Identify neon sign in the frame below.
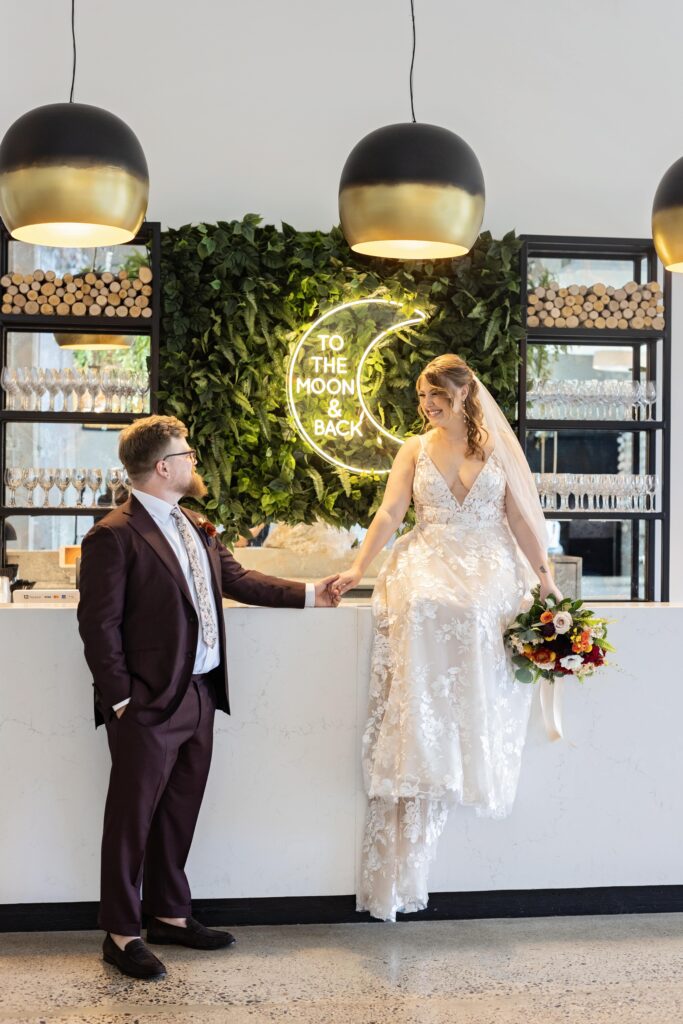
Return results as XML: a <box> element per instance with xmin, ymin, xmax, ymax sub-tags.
<box><xmin>287</xmin><ymin>299</ymin><xmax>427</xmax><ymax>475</ymax></box>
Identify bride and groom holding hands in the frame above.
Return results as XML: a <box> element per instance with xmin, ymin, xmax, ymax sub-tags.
<box><xmin>78</xmin><ymin>353</ymin><xmax>560</xmax><ymax>979</ymax></box>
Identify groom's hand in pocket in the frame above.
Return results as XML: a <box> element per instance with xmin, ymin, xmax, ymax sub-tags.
<box><xmin>314</xmin><ymin>574</ymin><xmax>341</xmax><ymax>607</ymax></box>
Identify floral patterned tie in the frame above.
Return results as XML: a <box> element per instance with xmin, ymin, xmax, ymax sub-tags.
<box><xmin>170</xmin><ymin>507</ymin><xmax>218</xmax><ymax>648</ymax></box>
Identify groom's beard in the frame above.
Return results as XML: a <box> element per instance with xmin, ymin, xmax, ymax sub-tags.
<box><xmin>184</xmin><ymin>470</ymin><xmax>209</xmax><ymax>500</ymax></box>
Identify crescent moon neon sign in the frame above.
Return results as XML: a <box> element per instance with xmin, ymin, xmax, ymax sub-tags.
<box><xmin>287</xmin><ymin>298</ymin><xmax>427</xmax><ymax>476</ymax></box>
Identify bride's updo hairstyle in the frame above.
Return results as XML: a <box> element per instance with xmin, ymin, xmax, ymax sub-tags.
<box><xmin>417</xmin><ymin>354</ymin><xmax>489</xmax><ymax>461</ymax></box>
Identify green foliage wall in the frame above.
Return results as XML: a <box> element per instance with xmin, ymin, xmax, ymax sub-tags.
<box><xmin>159</xmin><ymin>216</ymin><xmax>523</xmax><ymax>540</ymax></box>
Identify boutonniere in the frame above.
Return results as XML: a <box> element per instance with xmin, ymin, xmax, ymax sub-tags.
<box><xmin>196</xmin><ymin>517</ymin><xmax>218</xmax><ymax>542</ymax></box>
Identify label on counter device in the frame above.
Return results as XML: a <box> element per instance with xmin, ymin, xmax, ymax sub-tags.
<box><xmin>13</xmin><ymin>589</ymin><xmax>79</xmax><ymax>604</ymax></box>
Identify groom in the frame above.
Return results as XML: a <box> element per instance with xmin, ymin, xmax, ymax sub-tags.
<box><xmin>78</xmin><ymin>414</ymin><xmax>340</xmax><ymax>980</ymax></box>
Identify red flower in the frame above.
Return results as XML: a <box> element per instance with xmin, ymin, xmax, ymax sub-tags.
<box><xmin>197</xmin><ymin>518</ymin><xmax>217</xmax><ymax>538</ymax></box>
<box><xmin>583</xmin><ymin>646</ymin><xmax>604</xmax><ymax>665</ymax></box>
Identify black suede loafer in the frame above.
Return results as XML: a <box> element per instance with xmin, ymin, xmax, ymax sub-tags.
<box><xmin>146</xmin><ymin>916</ymin><xmax>236</xmax><ymax>950</ymax></box>
<box><xmin>102</xmin><ymin>933</ymin><xmax>167</xmax><ymax>980</ymax></box>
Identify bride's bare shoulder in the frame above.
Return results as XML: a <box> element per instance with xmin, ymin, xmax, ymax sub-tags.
<box><xmin>391</xmin><ymin>434</ymin><xmax>422</xmax><ymax>471</ymax></box>
<box><xmin>402</xmin><ymin>435</ymin><xmax>424</xmax><ymax>459</ymax></box>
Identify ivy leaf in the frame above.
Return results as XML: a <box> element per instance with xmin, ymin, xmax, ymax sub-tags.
<box><xmin>198</xmin><ymin>236</ymin><xmax>216</xmax><ymax>259</ymax></box>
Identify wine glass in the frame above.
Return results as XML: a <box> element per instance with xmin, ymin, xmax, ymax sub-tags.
<box><xmin>87</xmin><ymin>467</ymin><xmax>103</xmax><ymax>507</ymax></box>
<box><xmin>100</xmin><ymin>367</ymin><xmax>117</xmax><ymax>414</ymax></box>
<box><xmin>1</xmin><ymin>367</ymin><xmax>19</xmax><ymax>410</ymax></box>
<box><xmin>30</xmin><ymin>368</ymin><xmax>47</xmax><ymax>412</ymax></box>
<box><xmin>38</xmin><ymin>467</ymin><xmax>56</xmax><ymax>508</ymax></box>
<box><xmin>135</xmin><ymin>371</ymin><xmax>149</xmax><ymax>413</ymax></box>
<box><xmin>70</xmin><ymin>368</ymin><xmax>88</xmax><ymax>412</ymax></box>
<box><xmin>644</xmin><ymin>381</ymin><xmax>657</xmax><ymax>421</ymax></box>
<box><xmin>44</xmin><ymin>368</ymin><xmax>62</xmax><ymax>412</ymax></box>
<box><xmin>16</xmin><ymin>367</ymin><xmax>33</xmax><ymax>411</ymax></box>
<box><xmin>4</xmin><ymin>467</ymin><xmax>22</xmax><ymax>506</ymax></box>
<box><xmin>633</xmin><ymin>474</ymin><xmax>647</xmax><ymax>512</ymax></box>
<box><xmin>645</xmin><ymin>474</ymin><xmax>659</xmax><ymax>511</ymax></box>
<box><xmin>85</xmin><ymin>367</ymin><xmax>100</xmax><ymax>413</ymax></box>
<box><xmin>574</xmin><ymin>473</ymin><xmax>590</xmax><ymax>511</ymax></box>
<box><xmin>72</xmin><ymin>467</ymin><xmax>88</xmax><ymax>508</ymax></box>
<box><xmin>23</xmin><ymin>467</ymin><xmax>39</xmax><ymax>507</ymax></box>
<box><xmin>557</xmin><ymin>474</ymin><xmax>572</xmax><ymax>512</ymax></box>
<box><xmin>60</xmin><ymin>367</ymin><xmax>76</xmax><ymax>412</ymax></box>
<box><xmin>121</xmin><ymin>372</ymin><xmax>136</xmax><ymax>414</ymax></box>
<box><xmin>55</xmin><ymin>468</ymin><xmax>72</xmax><ymax>508</ymax></box>
<box><xmin>105</xmin><ymin>467</ymin><xmax>124</xmax><ymax>506</ymax></box>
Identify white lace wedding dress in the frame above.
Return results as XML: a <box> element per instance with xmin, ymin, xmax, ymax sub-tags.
<box><xmin>357</xmin><ymin>434</ymin><xmax>536</xmax><ymax>921</ymax></box>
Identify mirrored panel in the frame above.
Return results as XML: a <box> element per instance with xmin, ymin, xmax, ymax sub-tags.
<box><xmin>526</xmin><ymin>342</ymin><xmax>662</xmax><ymax>423</ymax></box>
<box><xmin>548</xmin><ymin>517</ymin><xmax>647</xmax><ymax>601</ymax></box>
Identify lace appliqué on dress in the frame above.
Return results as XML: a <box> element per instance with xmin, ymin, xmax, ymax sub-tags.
<box><xmin>357</xmin><ymin>440</ymin><xmax>534</xmax><ymax>921</ymax></box>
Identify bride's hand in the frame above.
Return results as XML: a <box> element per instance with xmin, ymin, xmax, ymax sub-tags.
<box><xmin>539</xmin><ymin>577</ymin><xmax>563</xmax><ymax>603</ymax></box>
<box><xmin>336</xmin><ymin>567</ymin><xmax>363</xmax><ymax>597</ymax></box>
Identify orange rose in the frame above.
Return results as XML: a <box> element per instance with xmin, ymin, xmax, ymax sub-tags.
<box><xmin>540</xmin><ymin>611</ymin><xmax>554</xmax><ymax>623</ymax></box>
<box><xmin>533</xmin><ymin>648</ymin><xmax>556</xmax><ymax>665</ymax></box>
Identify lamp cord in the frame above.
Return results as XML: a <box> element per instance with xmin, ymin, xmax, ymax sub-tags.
<box><xmin>409</xmin><ymin>0</ymin><xmax>417</xmax><ymax>122</ymax></box>
<box><xmin>69</xmin><ymin>0</ymin><xmax>76</xmax><ymax>102</ymax></box>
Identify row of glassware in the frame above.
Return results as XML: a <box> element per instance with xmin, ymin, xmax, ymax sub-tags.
<box><xmin>3</xmin><ymin>467</ymin><xmax>129</xmax><ymax>508</ymax></box>
<box><xmin>534</xmin><ymin>472</ymin><xmax>659</xmax><ymax>511</ymax></box>
<box><xmin>1</xmin><ymin>366</ymin><xmax>149</xmax><ymax>414</ymax></box>
<box><xmin>528</xmin><ymin>379</ymin><xmax>657</xmax><ymax>420</ymax></box>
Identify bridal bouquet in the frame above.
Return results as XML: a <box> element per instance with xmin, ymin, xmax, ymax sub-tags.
<box><xmin>505</xmin><ymin>585</ymin><xmax>614</xmax><ymax>684</ymax></box>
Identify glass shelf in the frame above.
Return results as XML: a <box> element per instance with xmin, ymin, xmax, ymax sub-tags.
<box><xmin>0</xmin><ymin>412</ymin><xmax>145</xmax><ymax>424</ymax></box>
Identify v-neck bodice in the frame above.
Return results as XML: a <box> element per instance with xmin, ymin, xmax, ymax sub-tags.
<box><xmin>413</xmin><ymin>436</ymin><xmax>507</xmax><ymax>528</ymax></box>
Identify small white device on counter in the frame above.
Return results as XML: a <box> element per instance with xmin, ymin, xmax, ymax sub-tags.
<box><xmin>13</xmin><ymin>589</ymin><xmax>79</xmax><ymax>605</ymax></box>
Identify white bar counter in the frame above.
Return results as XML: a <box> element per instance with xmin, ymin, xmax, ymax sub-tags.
<box><xmin>0</xmin><ymin>601</ymin><xmax>681</xmax><ymax>907</ymax></box>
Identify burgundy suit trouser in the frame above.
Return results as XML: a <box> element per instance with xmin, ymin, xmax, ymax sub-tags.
<box><xmin>98</xmin><ymin>675</ymin><xmax>216</xmax><ymax>935</ymax></box>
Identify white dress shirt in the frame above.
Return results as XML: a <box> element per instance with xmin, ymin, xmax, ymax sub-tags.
<box><xmin>113</xmin><ymin>491</ymin><xmax>314</xmax><ymax>710</ymax></box>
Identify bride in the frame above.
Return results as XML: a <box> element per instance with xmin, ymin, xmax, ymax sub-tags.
<box><xmin>335</xmin><ymin>353</ymin><xmax>562</xmax><ymax>922</ymax></box>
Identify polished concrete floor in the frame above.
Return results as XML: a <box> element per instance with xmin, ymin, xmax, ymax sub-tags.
<box><xmin>1</xmin><ymin>914</ymin><xmax>683</xmax><ymax>1024</ymax></box>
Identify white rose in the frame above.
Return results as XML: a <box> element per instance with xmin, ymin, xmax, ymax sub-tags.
<box><xmin>553</xmin><ymin>611</ymin><xmax>573</xmax><ymax>634</ymax></box>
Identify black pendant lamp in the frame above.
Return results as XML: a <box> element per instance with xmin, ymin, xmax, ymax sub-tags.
<box><xmin>339</xmin><ymin>0</ymin><xmax>484</xmax><ymax>260</ymax></box>
<box><xmin>652</xmin><ymin>157</ymin><xmax>683</xmax><ymax>272</ymax></box>
<box><xmin>0</xmin><ymin>1</ymin><xmax>148</xmax><ymax>247</ymax></box>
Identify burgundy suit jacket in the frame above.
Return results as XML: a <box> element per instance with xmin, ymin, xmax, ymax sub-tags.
<box><xmin>77</xmin><ymin>495</ymin><xmax>306</xmax><ymax>727</ymax></box>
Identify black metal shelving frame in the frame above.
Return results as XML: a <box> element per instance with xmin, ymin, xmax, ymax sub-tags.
<box><xmin>0</xmin><ymin>220</ymin><xmax>161</xmax><ymax>566</ymax></box>
<box><xmin>518</xmin><ymin>234</ymin><xmax>671</xmax><ymax>602</ymax></box>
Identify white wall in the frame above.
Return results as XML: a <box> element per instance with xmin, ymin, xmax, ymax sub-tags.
<box><xmin>2</xmin><ymin>0</ymin><xmax>682</xmax><ymax>589</ymax></box>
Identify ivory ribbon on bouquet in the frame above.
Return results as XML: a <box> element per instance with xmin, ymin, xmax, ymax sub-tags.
<box><xmin>540</xmin><ymin>677</ymin><xmax>564</xmax><ymax>741</ymax></box>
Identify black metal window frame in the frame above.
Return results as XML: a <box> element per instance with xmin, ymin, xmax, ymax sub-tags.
<box><xmin>0</xmin><ymin>219</ymin><xmax>161</xmax><ymax>565</ymax></box>
<box><xmin>518</xmin><ymin>234</ymin><xmax>671</xmax><ymax>602</ymax></box>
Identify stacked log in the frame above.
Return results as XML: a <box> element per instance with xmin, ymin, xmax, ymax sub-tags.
<box><xmin>526</xmin><ymin>281</ymin><xmax>664</xmax><ymax>330</ymax></box>
<box><xmin>0</xmin><ymin>266</ymin><xmax>153</xmax><ymax>319</ymax></box>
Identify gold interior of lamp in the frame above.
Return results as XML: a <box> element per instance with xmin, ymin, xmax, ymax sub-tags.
<box><xmin>340</xmin><ymin>181</ymin><xmax>484</xmax><ymax>260</ymax></box>
<box><xmin>652</xmin><ymin>206</ymin><xmax>683</xmax><ymax>271</ymax></box>
<box><xmin>0</xmin><ymin>163</ymin><xmax>147</xmax><ymax>247</ymax></box>
<box><xmin>53</xmin><ymin>333</ymin><xmax>132</xmax><ymax>350</ymax></box>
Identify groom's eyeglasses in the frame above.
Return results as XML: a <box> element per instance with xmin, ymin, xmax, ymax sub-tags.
<box><xmin>162</xmin><ymin>449</ymin><xmax>197</xmax><ymax>464</ymax></box>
